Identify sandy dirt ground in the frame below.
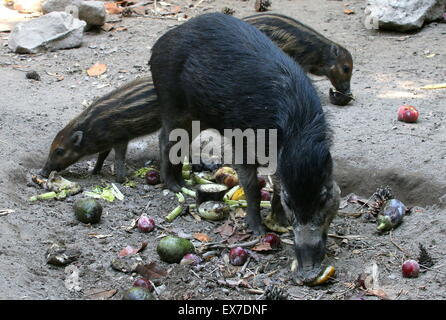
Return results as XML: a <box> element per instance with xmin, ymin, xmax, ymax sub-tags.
<box><xmin>0</xmin><ymin>0</ymin><xmax>445</xmax><ymax>300</ymax></box>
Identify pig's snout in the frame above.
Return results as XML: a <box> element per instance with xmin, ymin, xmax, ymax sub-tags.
<box><xmin>294</xmin><ymin>238</ymin><xmax>326</xmax><ymax>284</ymax></box>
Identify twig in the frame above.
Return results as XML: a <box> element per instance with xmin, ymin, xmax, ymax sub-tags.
<box><xmin>328</xmin><ymin>233</ymin><xmax>363</xmax><ymax>240</ymax></box>
<box><xmin>247</xmin><ymin>288</ymin><xmax>264</xmax><ymax>295</ymax></box>
<box><xmin>419</xmin><ymin>264</ymin><xmax>446</xmax><ymax>276</ymax></box>
<box><xmin>193</xmin><ymin>0</ymin><xmax>205</xmax><ymax>8</ymax></box>
<box><xmin>190</xmin><ymin>269</ymin><xmax>201</xmax><ymax>279</ymax></box>
<box><xmin>389</xmin><ymin>230</ymin><xmax>411</xmax><ymax>258</ymax></box>
<box><xmin>202</xmin><ymin>238</ymin><xmax>260</xmax><ymax>250</ymax></box>
<box><xmin>240</xmin><ymin>257</ymin><xmax>251</xmax><ymax>273</ymax></box>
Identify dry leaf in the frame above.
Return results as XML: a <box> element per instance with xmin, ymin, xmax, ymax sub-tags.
<box><xmin>193</xmin><ymin>233</ymin><xmax>211</xmax><ymax>243</ymax></box>
<box><xmin>118</xmin><ymin>241</ymin><xmax>148</xmax><ymax>257</ymax></box>
<box><xmin>214</xmin><ymin>220</ymin><xmax>234</xmax><ymax>238</ymax></box>
<box><xmin>101</xmin><ymin>23</ymin><xmax>115</xmax><ymax>32</ymax></box>
<box><xmin>135</xmin><ymin>262</ymin><xmax>167</xmax><ymax>279</ymax></box>
<box><xmin>87</xmin><ymin>63</ymin><xmax>107</xmax><ymax>77</ymax></box>
<box><xmin>85</xmin><ymin>288</ymin><xmax>117</xmax><ymax>300</ymax></box>
<box><xmin>365</xmin><ymin>289</ymin><xmax>390</xmax><ymax>300</ymax></box>
<box><xmin>114</xmin><ymin>26</ymin><xmax>128</xmax><ymax>32</ymax></box>
<box><xmin>105</xmin><ymin>2</ymin><xmax>123</xmax><ymax>14</ymax></box>
<box><xmin>227</xmin><ymin>232</ymin><xmax>251</xmax><ymax>245</ymax></box>
<box><xmin>344</xmin><ymin>9</ymin><xmax>355</xmax><ymax>14</ymax></box>
<box><xmin>251</xmin><ymin>242</ymin><xmax>272</xmax><ymax>252</ymax></box>
<box><xmin>171</xmin><ymin>5</ymin><xmax>182</xmax><ymax>14</ymax></box>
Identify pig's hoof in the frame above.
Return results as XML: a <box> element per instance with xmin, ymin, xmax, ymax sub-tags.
<box><xmin>246</xmin><ymin>219</ymin><xmax>266</xmax><ymax>235</ymax></box>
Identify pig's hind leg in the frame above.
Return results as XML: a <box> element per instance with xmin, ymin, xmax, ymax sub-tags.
<box><xmin>235</xmin><ymin>164</ymin><xmax>266</xmax><ymax>235</ymax></box>
<box><xmin>159</xmin><ymin>121</ymin><xmax>191</xmax><ymax>193</ymax></box>
<box><xmin>114</xmin><ymin>142</ymin><xmax>128</xmax><ymax>183</ymax></box>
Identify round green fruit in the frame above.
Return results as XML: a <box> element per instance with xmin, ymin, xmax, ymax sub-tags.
<box><xmin>157</xmin><ymin>236</ymin><xmax>195</xmax><ymax>264</ymax></box>
<box><xmin>73</xmin><ymin>198</ymin><xmax>102</xmax><ymax>224</ymax></box>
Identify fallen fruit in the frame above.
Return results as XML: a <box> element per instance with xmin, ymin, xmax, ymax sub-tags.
<box><xmin>157</xmin><ymin>236</ymin><xmax>195</xmax><ymax>264</ymax></box>
<box><xmin>397</xmin><ymin>105</ymin><xmax>419</xmax><ymax>123</ymax></box>
<box><xmin>145</xmin><ymin>168</ymin><xmax>160</xmax><ymax>185</ymax></box>
<box><xmin>180</xmin><ymin>253</ymin><xmax>203</xmax><ymax>266</ymax></box>
<box><xmin>329</xmin><ymin>88</ymin><xmax>353</xmax><ymax>106</ymax></box>
<box><xmin>231</xmin><ymin>187</ymin><xmax>246</xmax><ymax>201</ymax></box>
<box><xmin>261</xmin><ymin>233</ymin><xmax>281</xmax><ymax>249</ymax></box>
<box><xmin>122</xmin><ymin>287</ymin><xmax>155</xmax><ymax>300</ymax></box>
<box><xmin>260</xmin><ymin>189</ymin><xmax>271</xmax><ymax>201</ymax></box>
<box><xmin>196</xmin><ymin>183</ymin><xmax>228</xmax><ymax>205</ymax></box>
<box><xmin>73</xmin><ymin>198</ymin><xmax>102</xmax><ymax>224</ymax></box>
<box><xmin>258</xmin><ymin>176</ymin><xmax>267</xmax><ymax>188</ymax></box>
<box><xmin>197</xmin><ymin>201</ymin><xmax>230</xmax><ymax>221</ymax></box>
<box><xmin>133</xmin><ymin>278</ymin><xmax>154</xmax><ymax>291</ymax></box>
<box><xmin>214</xmin><ymin>167</ymin><xmax>239</xmax><ymax>188</ymax></box>
<box><xmin>310</xmin><ymin>265</ymin><xmax>336</xmax><ymax>286</ymax></box>
<box><xmin>137</xmin><ymin>215</ymin><xmax>155</xmax><ymax>233</ymax></box>
<box><xmin>229</xmin><ymin>247</ymin><xmax>249</xmax><ymax>266</ymax></box>
<box><xmin>376</xmin><ymin>198</ymin><xmax>406</xmax><ymax>231</ymax></box>
<box><xmin>402</xmin><ymin>260</ymin><xmax>420</xmax><ymax>278</ymax></box>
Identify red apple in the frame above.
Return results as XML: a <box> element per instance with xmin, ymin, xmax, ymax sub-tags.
<box><xmin>397</xmin><ymin>105</ymin><xmax>419</xmax><ymax>123</ymax></box>
<box><xmin>260</xmin><ymin>189</ymin><xmax>271</xmax><ymax>201</ymax></box>
<box><xmin>402</xmin><ymin>259</ymin><xmax>420</xmax><ymax>278</ymax></box>
<box><xmin>145</xmin><ymin>169</ymin><xmax>160</xmax><ymax>185</ymax></box>
<box><xmin>261</xmin><ymin>233</ymin><xmax>281</xmax><ymax>249</ymax></box>
<box><xmin>133</xmin><ymin>278</ymin><xmax>154</xmax><ymax>291</ymax></box>
<box><xmin>229</xmin><ymin>247</ymin><xmax>249</xmax><ymax>266</ymax></box>
<box><xmin>137</xmin><ymin>215</ymin><xmax>155</xmax><ymax>233</ymax></box>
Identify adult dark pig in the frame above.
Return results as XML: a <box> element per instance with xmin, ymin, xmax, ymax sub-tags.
<box><xmin>149</xmin><ymin>13</ymin><xmax>340</xmax><ymax>284</ymax></box>
<box><xmin>244</xmin><ymin>13</ymin><xmax>354</xmax><ymax>106</ymax></box>
<box><xmin>39</xmin><ymin>77</ymin><xmax>160</xmax><ymax>182</ymax></box>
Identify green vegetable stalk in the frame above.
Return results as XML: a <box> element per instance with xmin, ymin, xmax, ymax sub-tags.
<box><xmin>165</xmin><ymin>205</ymin><xmax>185</xmax><ymax>222</ymax></box>
<box><xmin>180</xmin><ymin>187</ymin><xmax>196</xmax><ymax>198</ymax></box>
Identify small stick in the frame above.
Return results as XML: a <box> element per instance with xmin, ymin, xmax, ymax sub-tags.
<box><xmin>190</xmin><ymin>269</ymin><xmax>201</xmax><ymax>279</ymax></box>
<box><xmin>328</xmin><ymin>233</ymin><xmax>363</xmax><ymax>240</ymax></box>
<box><xmin>240</xmin><ymin>257</ymin><xmax>251</xmax><ymax>273</ymax></box>
<box><xmin>193</xmin><ymin>0</ymin><xmax>205</xmax><ymax>8</ymax></box>
<box><xmin>247</xmin><ymin>288</ymin><xmax>264</xmax><ymax>295</ymax></box>
<box><xmin>389</xmin><ymin>231</ymin><xmax>411</xmax><ymax>258</ymax></box>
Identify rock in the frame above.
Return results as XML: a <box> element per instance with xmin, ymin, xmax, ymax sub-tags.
<box><xmin>41</xmin><ymin>0</ymin><xmax>82</xmax><ymax>14</ymax></box>
<box><xmin>365</xmin><ymin>0</ymin><xmax>446</xmax><ymax>32</ymax></box>
<box><xmin>42</xmin><ymin>0</ymin><xmax>105</xmax><ymax>26</ymax></box>
<box><xmin>79</xmin><ymin>1</ymin><xmax>106</xmax><ymax>26</ymax></box>
<box><xmin>13</xmin><ymin>0</ymin><xmax>44</xmax><ymax>13</ymax></box>
<box><xmin>8</xmin><ymin>12</ymin><xmax>86</xmax><ymax>54</ymax></box>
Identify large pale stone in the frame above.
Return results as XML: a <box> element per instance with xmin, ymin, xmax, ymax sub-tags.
<box><xmin>8</xmin><ymin>11</ymin><xmax>86</xmax><ymax>54</ymax></box>
<box><xmin>365</xmin><ymin>0</ymin><xmax>446</xmax><ymax>32</ymax></box>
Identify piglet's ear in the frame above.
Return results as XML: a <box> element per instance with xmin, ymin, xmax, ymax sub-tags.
<box><xmin>71</xmin><ymin>131</ymin><xmax>83</xmax><ymax>147</ymax></box>
<box><xmin>331</xmin><ymin>45</ymin><xmax>339</xmax><ymax>57</ymax></box>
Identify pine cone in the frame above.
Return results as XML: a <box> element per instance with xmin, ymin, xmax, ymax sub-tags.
<box><xmin>418</xmin><ymin>243</ymin><xmax>434</xmax><ymax>269</ymax></box>
<box><xmin>255</xmin><ymin>0</ymin><xmax>272</xmax><ymax>12</ymax></box>
<box><xmin>262</xmin><ymin>285</ymin><xmax>288</xmax><ymax>300</ymax></box>
<box><xmin>222</xmin><ymin>7</ymin><xmax>235</xmax><ymax>15</ymax></box>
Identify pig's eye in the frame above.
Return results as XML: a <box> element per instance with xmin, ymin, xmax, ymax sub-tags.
<box><xmin>55</xmin><ymin>148</ymin><xmax>65</xmax><ymax>156</ymax></box>
<box><xmin>343</xmin><ymin>65</ymin><xmax>350</xmax><ymax>74</ymax></box>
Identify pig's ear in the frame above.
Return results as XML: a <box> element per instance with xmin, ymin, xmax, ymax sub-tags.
<box><xmin>330</xmin><ymin>45</ymin><xmax>339</xmax><ymax>57</ymax></box>
<box><xmin>71</xmin><ymin>131</ymin><xmax>83</xmax><ymax>147</ymax></box>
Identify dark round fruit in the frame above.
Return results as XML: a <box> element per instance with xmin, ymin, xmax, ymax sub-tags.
<box><xmin>260</xmin><ymin>189</ymin><xmax>271</xmax><ymax>201</ymax></box>
<box><xmin>261</xmin><ymin>233</ymin><xmax>280</xmax><ymax>249</ymax></box>
<box><xmin>145</xmin><ymin>169</ymin><xmax>160</xmax><ymax>185</ymax></box>
<box><xmin>122</xmin><ymin>287</ymin><xmax>155</xmax><ymax>300</ymax></box>
<box><xmin>73</xmin><ymin>198</ymin><xmax>102</xmax><ymax>224</ymax></box>
<box><xmin>402</xmin><ymin>260</ymin><xmax>420</xmax><ymax>278</ymax></box>
<box><xmin>157</xmin><ymin>236</ymin><xmax>195</xmax><ymax>264</ymax></box>
<box><xmin>133</xmin><ymin>278</ymin><xmax>154</xmax><ymax>291</ymax></box>
<box><xmin>229</xmin><ymin>247</ymin><xmax>249</xmax><ymax>266</ymax></box>
<box><xmin>137</xmin><ymin>216</ymin><xmax>155</xmax><ymax>232</ymax></box>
